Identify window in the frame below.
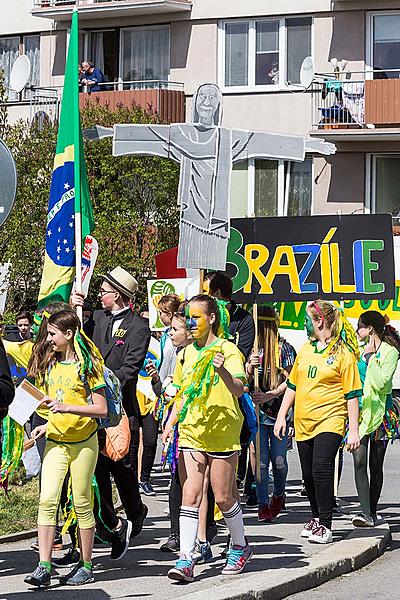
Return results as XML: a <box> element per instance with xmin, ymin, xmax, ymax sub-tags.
<box><xmin>23</xmin><ymin>35</ymin><xmax>40</xmax><ymax>99</ymax></box>
<box><xmin>229</xmin><ymin>158</ymin><xmax>313</xmax><ymax>217</ymax></box>
<box><xmin>0</xmin><ymin>35</ymin><xmax>40</xmax><ymax>101</ymax></box>
<box><xmin>372</xmin><ymin>14</ymin><xmax>400</xmax><ymax>79</ymax></box>
<box><xmin>222</xmin><ymin>17</ymin><xmax>312</xmax><ymax>89</ymax></box>
<box><xmin>0</xmin><ymin>37</ymin><xmax>19</xmax><ymax>101</ymax></box>
<box><xmin>287</xmin><ymin>158</ymin><xmax>313</xmax><ymax>216</ymax></box>
<box><xmin>121</xmin><ymin>26</ymin><xmax>170</xmax><ymax>86</ymax></box>
<box><xmin>84</xmin><ymin>30</ymin><xmax>118</xmax><ymax>84</ymax></box>
<box><xmin>371</xmin><ymin>155</ymin><xmax>400</xmax><ymax>225</ymax></box>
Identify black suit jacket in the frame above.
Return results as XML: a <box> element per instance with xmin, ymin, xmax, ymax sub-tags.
<box><xmin>0</xmin><ymin>339</ymin><xmax>15</xmax><ymax>420</ymax></box>
<box><xmin>92</xmin><ymin>308</ymin><xmax>151</xmax><ymax>419</ymax></box>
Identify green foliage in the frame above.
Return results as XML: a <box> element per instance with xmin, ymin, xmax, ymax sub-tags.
<box><xmin>0</xmin><ymin>99</ymin><xmax>180</xmax><ymax>315</ymax></box>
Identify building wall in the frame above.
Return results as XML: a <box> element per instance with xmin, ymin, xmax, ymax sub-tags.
<box><xmin>0</xmin><ymin>0</ymin><xmax>51</xmax><ymax>35</ymax></box>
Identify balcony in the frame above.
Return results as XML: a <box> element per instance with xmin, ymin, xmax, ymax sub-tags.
<box><xmin>28</xmin><ymin>80</ymin><xmax>185</xmax><ymax>125</ymax></box>
<box><xmin>31</xmin><ymin>0</ymin><xmax>192</xmax><ymax>20</ymax></box>
<box><xmin>311</xmin><ymin>69</ymin><xmax>400</xmax><ymax>140</ymax></box>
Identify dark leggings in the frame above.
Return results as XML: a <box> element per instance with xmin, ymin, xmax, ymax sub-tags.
<box><xmin>352</xmin><ymin>435</ymin><xmax>388</xmax><ymax>517</ymax></box>
<box><xmin>297</xmin><ymin>432</ymin><xmax>342</xmax><ymax>529</ymax></box>
<box><xmin>130</xmin><ymin>412</ymin><xmax>159</xmax><ymax>482</ymax></box>
<box><xmin>169</xmin><ymin>465</ymin><xmax>216</xmax><ymax>539</ymax></box>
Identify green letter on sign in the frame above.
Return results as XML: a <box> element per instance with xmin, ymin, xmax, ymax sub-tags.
<box><xmin>227</xmin><ymin>228</ymin><xmax>250</xmax><ymax>293</ymax></box>
<box><xmin>362</xmin><ymin>240</ymin><xmax>385</xmax><ymax>294</ymax></box>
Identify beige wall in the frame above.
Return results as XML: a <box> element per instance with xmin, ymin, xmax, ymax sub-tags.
<box><xmin>190</xmin><ymin>0</ymin><xmax>332</xmax><ymax>20</ymax></box>
<box><xmin>313</xmin><ymin>154</ymin><xmax>365</xmax><ymax>215</ymax></box>
<box><xmin>0</xmin><ymin>0</ymin><xmax>51</xmax><ymax>35</ymax></box>
<box><xmin>40</xmin><ymin>30</ymin><xmax>66</xmax><ymax>87</ymax></box>
<box><xmin>314</xmin><ymin>12</ymin><xmax>365</xmax><ymax>74</ymax></box>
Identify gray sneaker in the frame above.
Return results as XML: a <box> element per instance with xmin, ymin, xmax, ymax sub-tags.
<box><xmin>352</xmin><ymin>513</ymin><xmax>375</xmax><ymax>528</ymax></box>
<box><xmin>24</xmin><ymin>564</ymin><xmax>51</xmax><ymax>587</ymax></box>
<box><xmin>60</xmin><ymin>564</ymin><xmax>94</xmax><ymax>586</ymax></box>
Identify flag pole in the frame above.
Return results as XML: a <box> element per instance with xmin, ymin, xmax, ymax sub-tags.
<box><xmin>72</xmin><ymin>8</ymin><xmax>83</xmax><ymax>323</ymax></box>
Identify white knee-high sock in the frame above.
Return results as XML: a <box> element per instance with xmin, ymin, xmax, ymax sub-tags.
<box><xmin>222</xmin><ymin>501</ymin><xmax>246</xmax><ymax>547</ymax></box>
<box><xmin>179</xmin><ymin>506</ymin><xmax>199</xmax><ymax>557</ymax></box>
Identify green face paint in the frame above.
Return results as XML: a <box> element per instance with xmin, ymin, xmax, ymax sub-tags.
<box><xmin>304</xmin><ymin>313</ymin><xmax>315</xmax><ymax>338</ymax></box>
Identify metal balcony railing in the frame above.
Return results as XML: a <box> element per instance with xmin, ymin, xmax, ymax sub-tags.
<box><xmin>312</xmin><ymin>69</ymin><xmax>400</xmax><ymax>129</ymax></box>
<box><xmin>32</xmin><ymin>0</ymin><xmax>191</xmax><ymax>8</ymax></box>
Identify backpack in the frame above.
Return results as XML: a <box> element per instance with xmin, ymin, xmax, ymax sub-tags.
<box><xmin>238</xmin><ymin>392</ymin><xmax>258</xmax><ymax>446</ymax></box>
<box><xmin>83</xmin><ymin>366</ymin><xmax>123</xmax><ymax>429</ymax></box>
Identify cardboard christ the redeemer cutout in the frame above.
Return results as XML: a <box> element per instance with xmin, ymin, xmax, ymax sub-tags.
<box><xmin>85</xmin><ymin>83</ymin><xmax>336</xmax><ymax>271</ymax></box>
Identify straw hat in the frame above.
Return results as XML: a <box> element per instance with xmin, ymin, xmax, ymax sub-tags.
<box><xmin>101</xmin><ymin>267</ymin><xmax>138</xmax><ymax>299</ymax></box>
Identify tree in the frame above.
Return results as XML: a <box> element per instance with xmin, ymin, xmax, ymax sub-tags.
<box><xmin>0</xmin><ymin>99</ymin><xmax>180</xmax><ymax>317</ymax></box>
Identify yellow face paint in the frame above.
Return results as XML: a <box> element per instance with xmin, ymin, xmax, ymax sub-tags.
<box><xmin>187</xmin><ymin>302</ymin><xmax>210</xmax><ymax>340</ymax></box>
<box><xmin>202</xmin><ymin>279</ymin><xmax>210</xmax><ymax>295</ymax></box>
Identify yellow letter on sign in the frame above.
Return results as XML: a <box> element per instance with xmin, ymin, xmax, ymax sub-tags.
<box><xmin>244</xmin><ymin>244</ymin><xmax>270</xmax><ymax>293</ymax></box>
<box><xmin>267</xmin><ymin>246</ymin><xmax>301</xmax><ymax>294</ymax></box>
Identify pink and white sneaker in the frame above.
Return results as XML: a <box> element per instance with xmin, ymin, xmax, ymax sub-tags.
<box><xmin>308</xmin><ymin>524</ymin><xmax>333</xmax><ymax>544</ymax></box>
<box><xmin>300</xmin><ymin>517</ymin><xmax>319</xmax><ymax>538</ymax></box>
<box><xmin>167</xmin><ymin>556</ymin><xmax>195</xmax><ymax>582</ymax></box>
<box><xmin>221</xmin><ymin>543</ymin><xmax>253</xmax><ymax>575</ymax></box>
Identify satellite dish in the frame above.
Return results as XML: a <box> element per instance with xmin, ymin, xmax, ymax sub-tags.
<box><xmin>0</xmin><ymin>139</ymin><xmax>17</xmax><ymax>228</ymax></box>
<box><xmin>9</xmin><ymin>55</ymin><xmax>31</xmax><ymax>93</ymax></box>
<box><xmin>300</xmin><ymin>56</ymin><xmax>315</xmax><ymax>89</ymax></box>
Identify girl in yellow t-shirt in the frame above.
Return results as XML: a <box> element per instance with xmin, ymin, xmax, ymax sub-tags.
<box><xmin>275</xmin><ymin>300</ymin><xmax>362</xmax><ymax>545</ymax></box>
<box><xmin>24</xmin><ymin>310</ymin><xmax>107</xmax><ymax>589</ymax></box>
<box><xmin>162</xmin><ymin>294</ymin><xmax>252</xmax><ymax>583</ymax></box>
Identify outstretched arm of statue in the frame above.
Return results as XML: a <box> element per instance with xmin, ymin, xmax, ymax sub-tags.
<box><xmin>82</xmin><ymin>125</ymin><xmax>114</xmax><ymax>140</ymax></box>
<box><xmin>113</xmin><ymin>123</ymin><xmax>174</xmax><ymax>160</ymax></box>
<box><xmin>304</xmin><ymin>137</ymin><xmax>337</xmax><ymax>156</ymax></box>
<box><xmin>232</xmin><ymin>129</ymin><xmax>306</xmax><ymax>163</ymax></box>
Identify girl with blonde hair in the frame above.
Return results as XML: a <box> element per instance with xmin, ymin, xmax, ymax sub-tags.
<box><xmin>275</xmin><ymin>300</ymin><xmax>362</xmax><ymax>544</ymax></box>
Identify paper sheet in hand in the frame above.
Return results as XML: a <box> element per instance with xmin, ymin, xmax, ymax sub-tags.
<box><xmin>8</xmin><ymin>379</ymin><xmax>46</xmax><ymax>426</ymax></box>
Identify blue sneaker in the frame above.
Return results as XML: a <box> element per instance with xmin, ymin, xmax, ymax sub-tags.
<box><xmin>193</xmin><ymin>540</ymin><xmax>213</xmax><ymax>564</ymax></box>
<box><xmin>167</xmin><ymin>556</ymin><xmax>195</xmax><ymax>582</ymax></box>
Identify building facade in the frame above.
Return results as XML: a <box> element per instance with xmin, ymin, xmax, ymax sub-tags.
<box><xmin>2</xmin><ymin>0</ymin><xmax>400</xmax><ymax>223</ymax></box>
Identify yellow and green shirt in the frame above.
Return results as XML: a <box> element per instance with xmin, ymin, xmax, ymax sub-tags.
<box><xmin>46</xmin><ymin>361</ymin><xmax>105</xmax><ymax>444</ymax></box>
<box><xmin>173</xmin><ymin>339</ymin><xmax>246</xmax><ymax>452</ymax></box>
<box><xmin>287</xmin><ymin>341</ymin><xmax>362</xmax><ymax>441</ymax></box>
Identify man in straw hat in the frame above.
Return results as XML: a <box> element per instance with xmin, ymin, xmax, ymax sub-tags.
<box><xmin>72</xmin><ymin>266</ymin><xmax>150</xmax><ymax>561</ymax></box>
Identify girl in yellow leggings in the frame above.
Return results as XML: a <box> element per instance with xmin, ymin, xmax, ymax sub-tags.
<box><xmin>24</xmin><ymin>310</ymin><xmax>107</xmax><ymax>588</ymax></box>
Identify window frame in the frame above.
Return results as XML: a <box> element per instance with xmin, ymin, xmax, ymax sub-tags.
<box><xmin>119</xmin><ymin>24</ymin><xmax>171</xmax><ymax>84</ymax></box>
<box><xmin>231</xmin><ymin>157</ymin><xmax>313</xmax><ymax>218</ymax></box>
<box><xmin>218</xmin><ymin>16</ymin><xmax>313</xmax><ymax>94</ymax></box>
<box><xmin>0</xmin><ymin>34</ymin><xmax>40</xmax><ymax>103</ymax></box>
<box><xmin>366</xmin><ymin>10</ymin><xmax>400</xmax><ymax>78</ymax></box>
<box><xmin>367</xmin><ymin>152</ymin><xmax>400</xmax><ymax>218</ymax></box>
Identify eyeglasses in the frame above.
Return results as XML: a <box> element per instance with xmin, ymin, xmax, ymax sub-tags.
<box><xmin>98</xmin><ymin>288</ymin><xmax>115</xmax><ymax>297</ymax></box>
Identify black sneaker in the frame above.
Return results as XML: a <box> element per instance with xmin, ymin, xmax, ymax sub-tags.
<box><xmin>160</xmin><ymin>533</ymin><xmax>180</xmax><ymax>552</ymax></box>
<box><xmin>245</xmin><ymin>494</ymin><xmax>258</xmax><ymax>507</ymax></box>
<box><xmin>131</xmin><ymin>503</ymin><xmax>148</xmax><ymax>538</ymax></box>
<box><xmin>60</xmin><ymin>564</ymin><xmax>94</xmax><ymax>586</ymax></box>
<box><xmin>206</xmin><ymin>522</ymin><xmax>218</xmax><ymax>544</ymax></box>
<box><xmin>111</xmin><ymin>518</ymin><xmax>133</xmax><ymax>561</ymax></box>
<box><xmin>52</xmin><ymin>548</ymin><xmax>80</xmax><ymax>567</ymax></box>
<box><xmin>24</xmin><ymin>564</ymin><xmax>51</xmax><ymax>587</ymax></box>
<box><xmin>140</xmin><ymin>481</ymin><xmax>156</xmax><ymax>496</ymax></box>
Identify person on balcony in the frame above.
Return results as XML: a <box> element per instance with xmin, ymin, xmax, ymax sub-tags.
<box><xmin>80</xmin><ymin>61</ymin><xmax>105</xmax><ymax>93</ymax></box>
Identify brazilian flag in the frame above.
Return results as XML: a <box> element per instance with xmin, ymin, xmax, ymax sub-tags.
<box><xmin>38</xmin><ymin>9</ymin><xmax>94</xmax><ymax>308</ymax></box>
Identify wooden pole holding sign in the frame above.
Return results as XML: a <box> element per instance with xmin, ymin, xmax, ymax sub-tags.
<box><xmin>253</xmin><ymin>303</ymin><xmax>261</xmax><ymax>482</ymax></box>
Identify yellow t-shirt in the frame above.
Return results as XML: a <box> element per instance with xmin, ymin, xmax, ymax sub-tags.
<box><xmin>45</xmin><ymin>361</ymin><xmax>105</xmax><ymax>443</ymax></box>
<box><xmin>137</xmin><ymin>390</ymin><xmax>155</xmax><ymax>416</ymax></box>
<box><xmin>3</xmin><ymin>339</ymin><xmax>49</xmax><ymax>420</ymax></box>
<box><xmin>173</xmin><ymin>339</ymin><xmax>246</xmax><ymax>452</ymax></box>
<box><xmin>288</xmin><ymin>341</ymin><xmax>362</xmax><ymax>441</ymax></box>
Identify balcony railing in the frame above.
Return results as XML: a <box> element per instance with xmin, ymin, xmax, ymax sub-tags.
<box><xmin>312</xmin><ymin>69</ymin><xmax>400</xmax><ymax>130</ymax></box>
<box><xmin>29</xmin><ymin>80</ymin><xmax>185</xmax><ymax>125</ymax></box>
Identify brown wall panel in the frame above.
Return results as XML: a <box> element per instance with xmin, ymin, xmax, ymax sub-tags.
<box><xmin>365</xmin><ymin>79</ymin><xmax>400</xmax><ymax>125</ymax></box>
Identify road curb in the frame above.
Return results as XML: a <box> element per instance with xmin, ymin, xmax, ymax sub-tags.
<box><xmin>177</xmin><ymin>524</ymin><xmax>391</xmax><ymax>600</ymax></box>
<box><xmin>0</xmin><ymin>529</ymin><xmax>37</xmax><ymax>544</ymax></box>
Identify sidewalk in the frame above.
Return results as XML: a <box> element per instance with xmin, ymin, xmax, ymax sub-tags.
<box><xmin>0</xmin><ymin>446</ymin><xmax>398</xmax><ymax>600</ymax></box>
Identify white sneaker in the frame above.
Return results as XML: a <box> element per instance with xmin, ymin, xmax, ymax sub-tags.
<box><xmin>300</xmin><ymin>517</ymin><xmax>319</xmax><ymax>538</ymax></box>
<box><xmin>308</xmin><ymin>524</ymin><xmax>333</xmax><ymax>544</ymax></box>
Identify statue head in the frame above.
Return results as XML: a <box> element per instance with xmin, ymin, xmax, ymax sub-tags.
<box><xmin>192</xmin><ymin>83</ymin><xmax>223</xmax><ymax>127</ymax></box>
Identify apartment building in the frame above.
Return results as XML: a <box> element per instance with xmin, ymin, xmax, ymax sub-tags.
<box><xmin>2</xmin><ymin>0</ymin><xmax>400</xmax><ymax>225</ymax></box>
